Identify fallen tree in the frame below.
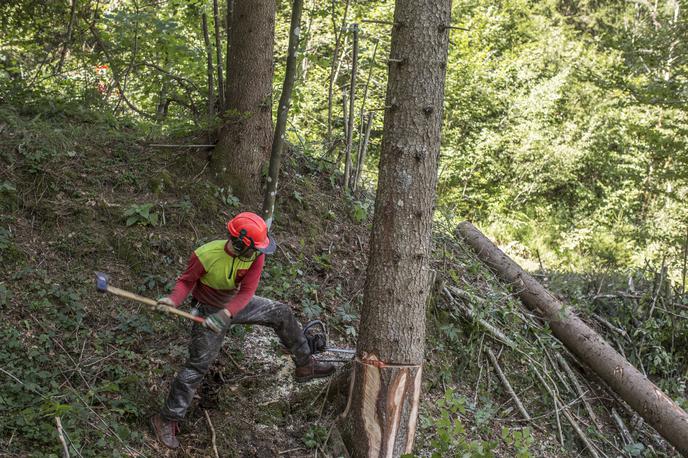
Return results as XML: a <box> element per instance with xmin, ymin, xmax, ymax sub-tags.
<box><xmin>456</xmin><ymin>221</ymin><xmax>688</xmax><ymax>456</ymax></box>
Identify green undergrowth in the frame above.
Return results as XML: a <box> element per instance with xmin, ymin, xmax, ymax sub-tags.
<box><xmin>1</xmin><ymin>104</ymin><xmax>685</xmax><ymax>457</ymax></box>
<box><xmin>0</xmin><ymin>104</ymin><xmax>371</xmax><ymax>456</ymax></box>
<box><xmin>415</xmin><ymin>221</ymin><xmax>687</xmax><ymax>457</ymax></box>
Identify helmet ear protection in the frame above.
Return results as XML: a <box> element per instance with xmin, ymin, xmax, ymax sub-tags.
<box><xmin>226</xmin><ymin>212</ymin><xmax>277</xmax><ymax>254</ymax></box>
<box><xmin>238</xmin><ymin>229</ymin><xmax>255</xmax><ymax>249</ymax></box>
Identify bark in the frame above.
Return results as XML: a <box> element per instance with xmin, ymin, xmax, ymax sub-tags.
<box><xmin>224</xmin><ymin>0</ymin><xmax>234</xmax><ymax>110</ymax></box>
<box><xmin>352</xmin><ymin>112</ymin><xmax>373</xmax><ymax>191</ymax></box>
<box><xmin>457</xmin><ymin>221</ymin><xmax>688</xmax><ymax>456</ymax></box>
<box><xmin>212</xmin><ymin>0</ymin><xmax>275</xmax><ymax>205</ymax></box>
<box><xmin>343</xmin><ymin>23</ymin><xmax>358</xmax><ymax>192</ymax></box>
<box><xmin>156</xmin><ymin>77</ymin><xmax>169</xmax><ymax>121</ymax></box>
<box><xmin>261</xmin><ymin>0</ymin><xmax>304</xmax><ymax>226</ymax></box>
<box><xmin>201</xmin><ymin>13</ymin><xmax>216</xmax><ymax>119</ymax></box>
<box><xmin>352</xmin><ymin>38</ymin><xmax>379</xmax><ymax>190</ymax></box>
<box><xmin>341</xmin><ymin>0</ymin><xmax>452</xmax><ymax>455</ymax></box>
<box><xmin>682</xmin><ymin>225</ymin><xmax>687</xmax><ymax>294</ymax></box>
<box><xmin>300</xmin><ymin>0</ymin><xmax>314</xmax><ymax>80</ymax></box>
<box><xmin>327</xmin><ymin>0</ymin><xmax>351</xmax><ymax>141</ymax></box>
<box><xmin>213</xmin><ymin>0</ymin><xmax>225</xmax><ymax>111</ymax></box>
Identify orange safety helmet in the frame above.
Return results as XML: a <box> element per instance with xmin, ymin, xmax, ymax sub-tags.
<box><xmin>227</xmin><ymin>212</ymin><xmax>276</xmax><ymax>254</ymax></box>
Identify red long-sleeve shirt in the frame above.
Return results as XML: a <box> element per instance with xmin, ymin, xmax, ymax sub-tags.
<box><xmin>168</xmin><ymin>241</ymin><xmax>264</xmax><ymax>316</ymax></box>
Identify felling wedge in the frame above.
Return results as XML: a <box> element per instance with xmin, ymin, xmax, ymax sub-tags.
<box><xmin>95</xmin><ymin>272</ymin><xmax>205</xmax><ymax>324</ymax></box>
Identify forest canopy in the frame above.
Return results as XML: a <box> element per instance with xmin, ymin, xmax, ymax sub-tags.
<box><xmin>1</xmin><ymin>0</ymin><xmax>686</xmax><ymax>281</ymax></box>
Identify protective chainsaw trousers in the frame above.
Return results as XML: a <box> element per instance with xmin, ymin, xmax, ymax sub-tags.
<box><xmin>159</xmin><ymin>296</ymin><xmax>311</xmax><ymax>421</ymax></box>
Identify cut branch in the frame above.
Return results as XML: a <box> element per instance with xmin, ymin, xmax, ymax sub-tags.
<box><xmin>442</xmin><ymin>286</ymin><xmax>517</xmax><ymax>349</ymax></box>
<box><xmin>55</xmin><ymin>417</ymin><xmax>70</xmax><ymax>458</ymax></box>
<box><xmin>457</xmin><ymin>221</ymin><xmax>688</xmax><ymax>455</ymax></box>
<box><xmin>204</xmin><ymin>410</ymin><xmax>220</xmax><ymax>458</ymax></box>
<box><xmin>486</xmin><ymin>348</ymin><xmax>531</xmax><ymax>421</ymax></box>
<box><xmin>532</xmin><ymin>366</ymin><xmax>600</xmax><ymax>457</ymax></box>
<box><xmin>556</xmin><ymin>353</ymin><xmax>604</xmax><ymax>431</ymax></box>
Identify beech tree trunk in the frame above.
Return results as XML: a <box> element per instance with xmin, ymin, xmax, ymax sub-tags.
<box><xmin>201</xmin><ymin>13</ymin><xmax>215</xmax><ymax>120</ymax></box>
<box><xmin>327</xmin><ymin>0</ymin><xmax>351</xmax><ymax>141</ymax></box>
<box><xmin>343</xmin><ymin>23</ymin><xmax>358</xmax><ymax>192</ymax></box>
<box><xmin>213</xmin><ymin>0</ymin><xmax>225</xmax><ymax>111</ymax></box>
<box><xmin>457</xmin><ymin>221</ymin><xmax>688</xmax><ymax>456</ymax></box>
<box><xmin>212</xmin><ymin>0</ymin><xmax>275</xmax><ymax>205</ymax></box>
<box><xmin>262</xmin><ymin>0</ymin><xmax>303</xmax><ymax>226</ymax></box>
<box><xmin>341</xmin><ymin>0</ymin><xmax>452</xmax><ymax>456</ymax></box>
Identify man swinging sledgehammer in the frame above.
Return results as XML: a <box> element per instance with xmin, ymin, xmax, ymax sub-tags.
<box><xmin>150</xmin><ymin>212</ymin><xmax>335</xmax><ymax>449</ymax></box>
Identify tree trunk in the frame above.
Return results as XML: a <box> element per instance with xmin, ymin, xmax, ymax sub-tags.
<box><xmin>212</xmin><ymin>0</ymin><xmax>275</xmax><ymax>205</ymax></box>
<box><xmin>456</xmin><ymin>221</ymin><xmax>688</xmax><ymax>456</ymax></box>
<box><xmin>351</xmin><ymin>38</ymin><xmax>379</xmax><ymax>190</ymax></box>
<box><xmin>300</xmin><ymin>0</ymin><xmax>314</xmax><ymax>80</ymax></box>
<box><xmin>201</xmin><ymin>12</ymin><xmax>216</xmax><ymax>120</ymax></box>
<box><xmin>343</xmin><ymin>23</ymin><xmax>358</xmax><ymax>192</ymax></box>
<box><xmin>341</xmin><ymin>0</ymin><xmax>452</xmax><ymax>455</ymax></box>
<box><xmin>682</xmin><ymin>225</ymin><xmax>687</xmax><ymax>294</ymax></box>
<box><xmin>327</xmin><ymin>0</ymin><xmax>351</xmax><ymax>141</ymax></box>
<box><xmin>262</xmin><ymin>0</ymin><xmax>303</xmax><ymax>226</ymax></box>
<box><xmin>352</xmin><ymin>112</ymin><xmax>373</xmax><ymax>191</ymax></box>
<box><xmin>224</xmin><ymin>0</ymin><xmax>234</xmax><ymax>110</ymax></box>
<box><xmin>57</xmin><ymin>0</ymin><xmax>78</xmax><ymax>74</ymax></box>
<box><xmin>213</xmin><ymin>0</ymin><xmax>225</xmax><ymax>111</ymax></box>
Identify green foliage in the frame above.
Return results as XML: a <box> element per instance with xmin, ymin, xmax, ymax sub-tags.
<box><xmin>123</xmin><ymin>203</ymin><xmax>159</xmax><ymax>226</ymax></box>
<box><xmin>0</xmin><ymin>283</ymin><xmax>8</xmax><ymax>306</ymax></box>
<box><xmin>350</xmin><ymin>199</ymin><xmax>371</xmax><ymax>224</ymax></box>
<box><xmin>303</xmin><ymin>424</ymin><xmax>328</xmax><ymax>449</ymax></box>
<box><xmin>502</xmin><ymin>427</ymin><xmax>534</xmax><ymax>458</ymax></box>
<box><xmin>335</xmin><ymin>302</ymin><xmax>359</xmax><ymax>338</ymax></box>
<box><xmin>424</xmin><ymin>388</ymin><xmax>500</xmax><ymax>458</ymax></box>
<box><xmin>3</xmin><ymin>0</ymin><xmax>685</xmax><ymax>275</ymax></box>
<box><xmin>215</xmin><ymin>186</ymin><xmax>240</xmax><ymax>208</ymax></box>
<box><xmin>0</xmin><ymin>180</ymin><xmax>17</xmax><ymax>210</ymax></box>
<box><xmin>302</xmin><ymin>297</ymin><xmax>323</xmax><ymax>320</ymax></box>
<box><xmin>0</xmin><ymin>276</ymin><xmax>148</xmax><ymax>455</ymax></box>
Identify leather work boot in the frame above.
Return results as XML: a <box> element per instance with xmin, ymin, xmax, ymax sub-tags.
<box><xmin>294</xmin><ymin>356</ymin><xmax>336</xmax><ymax>382</ymax></box>
<box><xmin>150</xmin><ymin>414</ymin><xmax>180</xmax><ymax>449</ymax></box>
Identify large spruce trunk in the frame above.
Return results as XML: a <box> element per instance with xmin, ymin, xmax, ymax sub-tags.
<box><xmin>341</xmin><ymin>0</ymin><xmax>452</xmax><ymax>456</ymax></box>
<box><xmin>211</xmin><ymin>0</ymin><xmax>275</xmax><ymax>205</ymax></box>
<box><xmin>457</xmin><ymin>221</ymin><xmax>688</xmax><ymax>456</ymax></box>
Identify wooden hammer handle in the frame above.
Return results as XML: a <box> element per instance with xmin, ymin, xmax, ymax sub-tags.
<box><xmin>106</xmin><ymin>285</ymin><xmax>205</xmax><ymax>324</ymax></box>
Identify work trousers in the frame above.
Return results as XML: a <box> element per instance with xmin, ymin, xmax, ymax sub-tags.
<box><xmin>159</xmin><ymin>296</ymin><xmax>311</xmax><ymax>421</ymax></box>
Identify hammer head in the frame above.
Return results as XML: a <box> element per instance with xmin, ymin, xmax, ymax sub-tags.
<box><xmin>95</xmin><ymin>272</ymin><xmax>109</xmax><ymax>292</ymax></box>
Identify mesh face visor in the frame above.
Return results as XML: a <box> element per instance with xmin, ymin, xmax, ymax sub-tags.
<box><xmin>230</xmin><ymin>232</ymin><xmax>255</xmax><ymax>256</ymax></box>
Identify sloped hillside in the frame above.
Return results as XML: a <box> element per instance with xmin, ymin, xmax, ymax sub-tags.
<box><xmin>0</xmin><ymin>106</ymin><xmax>682</xmax><ymax>457</ymax></box>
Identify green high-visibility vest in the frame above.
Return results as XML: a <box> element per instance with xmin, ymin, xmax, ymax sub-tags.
<box><xmin>194</xmin><ymin>240</ymin><xmax>258</xmax><ymax>291</ymax></box>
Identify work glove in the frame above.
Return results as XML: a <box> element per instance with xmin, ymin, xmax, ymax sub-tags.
<box><xmin>156</xmin><ymin>296</ymin><xmax>176</xmax><ymax>311</ymax></box>
<box><xmin>203</xmin><ymin>308</ymin><xmax>232</xmax><ymax>334</ymax></box>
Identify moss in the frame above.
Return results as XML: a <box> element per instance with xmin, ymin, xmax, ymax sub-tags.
<box><xmin>255</xmin><ymin>399</ymin><xmax>290</xmax><ymax>426</ymax></box>
<box><xmin>0</xmin><ymin>181</ymin><xmax>17</xmax><ymax>211</ymax></box>
<box><xmin>193</xmin><ymin>183</ymin><xmax>220</xmax><ymax>215</ymax></box>
<box><xmin>148</xmin><ymin>169</ymin><xmax>174</xmax><ymax>195</ymax></box>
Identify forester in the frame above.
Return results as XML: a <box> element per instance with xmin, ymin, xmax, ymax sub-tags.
<box><xmin>150</xmin><ymin>212</ymin><xmax>335</xmax><ymax>449</ymax></box>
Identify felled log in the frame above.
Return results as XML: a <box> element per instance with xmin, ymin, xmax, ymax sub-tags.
<box><xmin>457</xmin><ymin>221</ymin><xmax>688</xmax><ymax>455</ymax></box>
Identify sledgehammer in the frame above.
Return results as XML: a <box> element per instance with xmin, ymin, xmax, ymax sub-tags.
<box><xmin>95</xmin><ymin>272</ymin><xmax>204</xmax><ymax>324</ymax></box>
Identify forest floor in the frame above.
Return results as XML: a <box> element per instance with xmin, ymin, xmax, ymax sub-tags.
<box><xmin>0</xmin><ymin>105</ymin><xmax>684</xmax><ymax>457</ymax></box>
